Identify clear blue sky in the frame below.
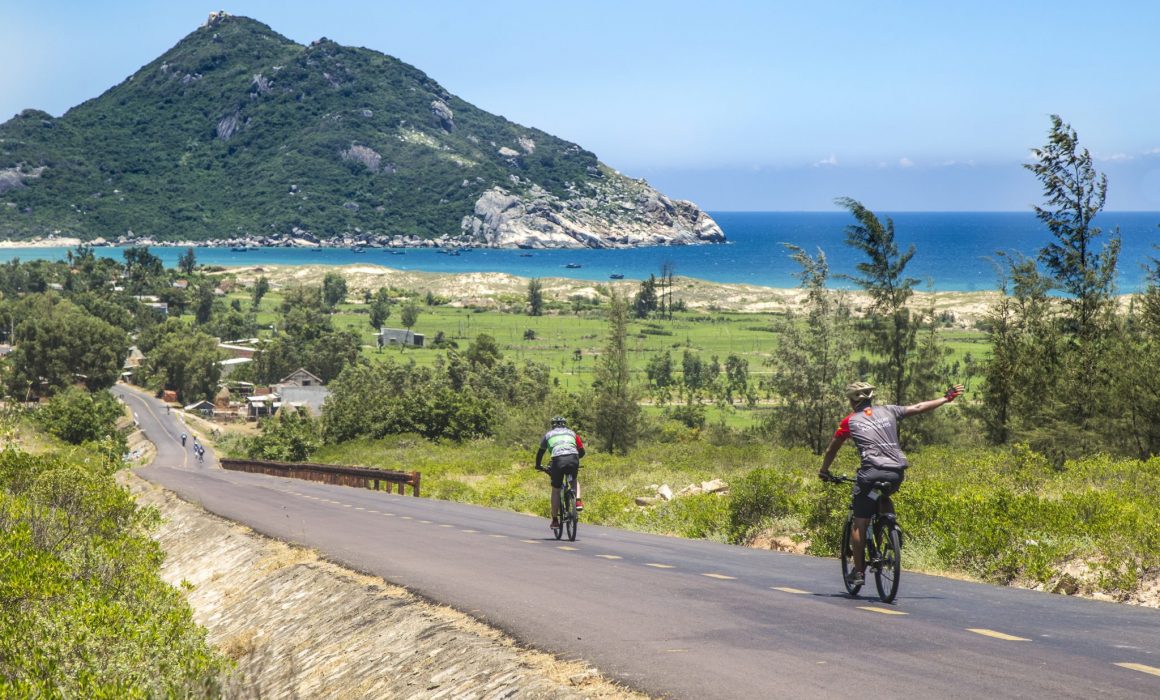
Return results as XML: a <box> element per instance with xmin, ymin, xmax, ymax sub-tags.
<box><xmin>4</xmin><ymin>1</ymin><xmax>1160</xmax><ymax>210</ymax></box>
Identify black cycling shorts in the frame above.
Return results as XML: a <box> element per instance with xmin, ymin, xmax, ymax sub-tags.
<box><xmin>547</xmin><ymin>454</ymin><xmax>579</xmax><ymax>489</ymax></box>
<box><xmin>852</xmin><ymin>467</ymin><xmax>904</xmax><ymax>518</ymax></box>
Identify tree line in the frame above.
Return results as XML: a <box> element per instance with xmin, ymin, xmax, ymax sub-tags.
<box><xmin>758</xmin><ymin>115</ymin><xmax>1158</xmax><ymax>460</ymax></box>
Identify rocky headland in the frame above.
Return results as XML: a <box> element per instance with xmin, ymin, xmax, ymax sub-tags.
<box><xmin>0</xmin><ymin>13</ymin><xmax>724</xmax><ymax>250</ymax></box>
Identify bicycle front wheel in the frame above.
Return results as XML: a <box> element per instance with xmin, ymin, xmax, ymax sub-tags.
<box><xmin>840</xmin><ymin>516</ymin><xmax>862</xmax><ymax>596</ymax></box>
<box><xmin>874</xmin><ymin>525</ymin><xmax>902</xmax><ymax>603</ymax></box>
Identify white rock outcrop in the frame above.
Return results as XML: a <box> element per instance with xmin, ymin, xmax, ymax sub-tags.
<box><xmin>461</xmin><ymin>173</ymin><xmax>725</xmax><ymax>249</ymax></box>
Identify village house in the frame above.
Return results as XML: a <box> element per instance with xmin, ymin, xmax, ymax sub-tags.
<box><xmin>274</xmin><ymin>368</ymin><xmax>330</xmax><ymax>416</ymax></box>
<box><xmin>376</xmin><ymin>328</ymin><xmax>424</xmax><ymax>348</ymax></box>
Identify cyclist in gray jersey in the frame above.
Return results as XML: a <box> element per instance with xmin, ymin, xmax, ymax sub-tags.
<box><xmin>535</xmin><ymin>416</ymin><xmax>586</xmax><ymax>529</ymax></box>
<box><xmin>819</xmin><ymin>381</ymin><xmax>964</xmax><ymax>586</ymax></box>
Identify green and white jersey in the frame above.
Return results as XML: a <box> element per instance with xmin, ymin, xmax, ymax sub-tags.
<box><xmin>540</xmin><ymin>427</ymin><xmax>580</xmax><ymax>458</ymax></box>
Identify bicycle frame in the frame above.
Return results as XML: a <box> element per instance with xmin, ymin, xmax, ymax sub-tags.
<box><xmin>538</xmin><ymin>465</ymin><xmax>580</xmax><ymax>541</ymax></box>
<box><xmin>825</xmin><ymin>474</ymin><xmax>903</xmax><ymax>603</ymax></box>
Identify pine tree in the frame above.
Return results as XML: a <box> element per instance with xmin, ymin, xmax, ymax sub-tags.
<box><xmin>527</xmin><ymin>278</ymin><xmax>544</xmax><ymax>316</ymax></box>
<box><xmin>1026</xmin><ymin>115</ymin><xmax>1121</xmax><ymax>341</ymax></box>
<box><xmin>765</xmin><ymin>245</ymin><xmax>856</xmax><ymax>454</ymax></box>
<box><xmin>591</xmin><ymin>291</ymin><xmax>640</xmax><ymax>453</ymax></box>
<box><xmin>836</xmin><ymin>197</ymin><xmax>920</xmax><ymax>405</ymax></box>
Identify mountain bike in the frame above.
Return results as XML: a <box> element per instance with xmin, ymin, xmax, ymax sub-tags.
<box><xmin>821</xmin><ymin>474</ymin><xmax>903</xmax><ymax>603</ymax></box>
<box><xmin>536</xmin><ymin>466</ymin><xmax>579</xmax><ymax>541</ymax></box>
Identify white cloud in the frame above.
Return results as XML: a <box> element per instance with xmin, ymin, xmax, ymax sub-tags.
<box><xmin>812</xmin><ymin>154</ymin><xmax>838</xmax><ymax>167</ymax></box>
<box><xmin>1097</xmin><ymin>152</ymin><xmax>1133</xmax><ymax>162</ymax></box>
<box><xmin>899</xmin><ymin>157</ymin><xmax>915</xmax><ymax>168</ymax></box>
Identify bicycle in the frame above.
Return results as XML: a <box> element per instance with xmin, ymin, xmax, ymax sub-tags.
<box><xmin>536</xmin><ymin>466</ymin><xmax>579</xmax><ymax>541</ymax></box>
<box><xmin>821</xmin><ymin>473</ymin><xmax>903</xmax><ymax>603</ymax></box>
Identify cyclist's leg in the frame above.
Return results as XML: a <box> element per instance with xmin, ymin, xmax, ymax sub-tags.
<box><xmin>851</xmin><ymin>474</ymin><xmax>883</xmax><ymax>577</ymax></box>
<box><xmin>566</xmin><ymin>461</ymin><xmax>580</xmax><ymax>508</ymax></box>
<box><xmin>851</xmin><ymin>515</ymin><xmax>870</xmax><ymax>575</ymax></box>
<box><xmin>548</xmin><ymin>458</ymin><xmax>566</xmax><ymax>521</ymax></box>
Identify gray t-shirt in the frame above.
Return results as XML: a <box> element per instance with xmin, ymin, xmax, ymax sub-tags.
<box><xmin>834</xmin><ymin>404</ymin><xmax>908</xmax><ymax>470</ymax></box>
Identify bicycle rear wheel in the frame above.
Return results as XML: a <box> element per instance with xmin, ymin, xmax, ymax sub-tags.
<box><xmin>874</xmin><ymin>524</ymin><xmax>902</xmax><ymax>603</ymax></box>
<box><xmin>563</xmin><ymin>487</ymin><xmax>577</xmax><ymax>541</ymax></box>
<box><xmin>840</xmin><ymin>515</ymin><xmax>862</xmax><ymax>595</ymax></box>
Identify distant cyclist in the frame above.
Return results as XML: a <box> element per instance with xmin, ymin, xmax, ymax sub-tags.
<box><xmin>180</xmin><ymin>433</ymin><xmax>187</xmax><ymax>447</ymax></box>
<box><xmin>819</xmin><ymin>381</ymin><xmax>964</xmax><ymax>587</ymax></box>
<box><xmin>534</xmin><ymin>416</ymin><xmax>585</xmax><ymax>530</ymax></box>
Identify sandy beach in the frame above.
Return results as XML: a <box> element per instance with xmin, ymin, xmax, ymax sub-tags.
<box><xmin>215</xmin><ymin>263</ymin><xmax>1002</xmax><ymax>324</ymax></box>
<box><xmin>0</xmin><ymin>237</ymin><xmax>84</xmax><ymax>248</ymax></box>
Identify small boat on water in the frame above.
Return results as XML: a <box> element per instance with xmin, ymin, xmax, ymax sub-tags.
<box><xmin>609</xmin><ymin>273</ymin><xmax>625</xmax><ymax>280</ymax></box>
<box><xmin>389</xmin><ymin>250</ymin><xmax>406</xmax><ymax>255</ymax></box>
<box><xmin>519</xmin><ymin>253</ymin><xmax>534</xmax><ymax>257</ymax></box>
<box><xmin>448</xmin><ymin>250</ymin><xmax>461</xmax><ymax>256</ymax></box>
<box><xmin>231</xmin><ymin>246</ymin><xmax>250</xmax><ymax>252</ymax></box>
<box><xmin>565</xmin><ymin>263</ymin><xmax>582</xmax><ymax>269</ymax></box>
<box><xmin>351</xmin><ymin>245</ymin><xmax>366</xmax><ymax>253</ymax></box>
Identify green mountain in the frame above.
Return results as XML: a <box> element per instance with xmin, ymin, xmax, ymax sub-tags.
<box><xmin>0</xmin><ymin>13</ymin><xmax>722</xmax><ymax>248</ymax></box>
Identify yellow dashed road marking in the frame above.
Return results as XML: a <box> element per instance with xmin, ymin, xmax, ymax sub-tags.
<box><xmin>439</xmin><ymin>524</ymin><xmax>453</xmax><ymax>528</ymax></box>
<box><xmin>367</xmin><ymin>510</ymin><xmax>380</xmax><ymax>514</ymax></box>
<box><xmin>355</xmin><ymin>507</ymin><xmax>365</xmax><ymax>511</ymax></box>
<box><xmin>418</xmin><ymin>520</ymin><xmax>432</xmax><ymax>524</ymax></box>
<box><xmin>645</xmin><ymin>563</ymin><xmax>675</xmax><ymax>569</ymax></box>
<box><xmin>967</xmin><ymin>628</ymin><xmax>1029</xmax><ymax>641</ymax></box>
<box><xmin>489</xmin><ymin>534</ymin><xmax>508</xmax><ymax>539</ymax></box>
<box><xmin>520</xmin><ymin>539</ymin><xmax>539</xmax><ymax>544</ymax></box>
<box><xmin>557</xmin><ymin>546</ymin><xmax>579</xmax><ymax>551</ymax></box>
<box><xmin>401</xmin><ymin>516</ymin><xmax>413</xmax><ymax>520</ymax></box>
<box><xmin>1115</xmin><ymin>662</ymin><xmax>1160</xmax><ymax>677</ymax></box>
<box><xmin>461</xmin><ymin>529</ymin><xmax>478</xmax><ymax>533</ymax></box>
<box><xmin>596</xmin><ymin>555</ymin><xmax>622</xmax><ymax>560</ymax></box>
<box><xmin>342</xmin><ymin>504</ymin><xmax>352</xmax><ymax>508</ymax></box>
<box><xmin>772</xmin><ymin>587</ymin><xmax>810</xmax><ymax>594</ymax></box>
<box><xmin>858</xmin><ymin>606</ymin><xmax>908</xmax><ymax>615</ymax></box>
<box><xmin>702</xmin><ymin>573</ymin><xmax>736</xmax><ymax>580</ymax></box>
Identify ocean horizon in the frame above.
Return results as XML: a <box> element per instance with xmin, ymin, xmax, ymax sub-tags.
<box><xmin>2</xmin><ymin>211</ymin><xmax>1156</xmax><ymax>293</ymax></box>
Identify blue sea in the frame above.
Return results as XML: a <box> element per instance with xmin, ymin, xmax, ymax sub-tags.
<box><xmin>4</xmin><ymin>212</ymin><xmax>1157</xmax><ymax>292</ymax></box>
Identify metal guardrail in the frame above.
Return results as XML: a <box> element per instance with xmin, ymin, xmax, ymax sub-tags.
<box><xmin>220</xmin><ymin>459</ymin><xmax>420</xmax><ymax>496</ymax></box>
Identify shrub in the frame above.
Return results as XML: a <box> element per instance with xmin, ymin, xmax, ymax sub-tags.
<box><xmin>727</xmin><ymin>467</ymin><xmax>807</xmax><ymax>544</ymax></box>
<box><xmin>0</xmin><ymin>447</ymin><xmax>226</xmax><ymax>696</ymax></box>
<box><xmin>34</xmin><ymin>387</ymin><xmax>125</xmax><ymax>449</ymax></box>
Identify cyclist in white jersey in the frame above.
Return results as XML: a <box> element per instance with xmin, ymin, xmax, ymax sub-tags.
<box><xmin>535</xmin><ymin>416</ymin><xmax>586</xmax><ymax>529</ymax></box>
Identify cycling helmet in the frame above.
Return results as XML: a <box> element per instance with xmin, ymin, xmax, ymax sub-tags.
<box><xmin>551</xmin><ymin>416</ymin><xmax>567</xmax><ymax>428</ymax></box>
<box><xmin>845</xmin><ymin>381</ymin><xmax>875</xmax><ymax>405</ymax></box>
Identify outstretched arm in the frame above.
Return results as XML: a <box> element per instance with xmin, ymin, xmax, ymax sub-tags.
<box><xmin>534</xmin><ymin>446</ymin><xmax>546</xmax><ymax>469</ymax></box>
<box><xmin>902</xmin><ymin>384</ymin><xmax>964</xmax><ymax>418</ymax></box>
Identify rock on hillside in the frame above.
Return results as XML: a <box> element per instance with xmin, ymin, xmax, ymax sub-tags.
<box><xmin>464</xmin><ymin>172</ymin><xmax>724</xmax><ymax>249</ymax></box>
<box><xmin>0</xmin><ymin>12</ymin><xmax>724</xmax><ymax>249</ymax></box>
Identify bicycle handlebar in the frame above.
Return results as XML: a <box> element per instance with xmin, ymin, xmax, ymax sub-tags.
<box><xmin>819</xmin><ymin>473</ymin><xmax>855</xmax><ymax>484</ymax></box>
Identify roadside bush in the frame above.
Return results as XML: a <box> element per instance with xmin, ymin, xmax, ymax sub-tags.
<box><xmin>247</xmin><ymin>408</ymin><xmax>322</xmax><ymax>462</ymax></box>
<box><xmin>0</xmin><ymin>446</ymin><xmax>226</xmax><ymax>696</ymax></box>
<box><xmin>34</xmin><ymin>387</ymin><xmax>125</xmax><ymax>449</ymax></box>
<box><xmin>727</xmin><ymin>467</ymin><xmax>807</xmax><ymax>544</ymax></box>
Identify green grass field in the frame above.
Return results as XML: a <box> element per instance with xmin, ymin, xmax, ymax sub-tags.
<box><xmin>242</xmin><ymin>289</ymin><xmax>991</xmax><ymax>401</ymax></box>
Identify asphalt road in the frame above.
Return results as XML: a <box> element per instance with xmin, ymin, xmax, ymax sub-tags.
<box><xmin>115</xmin><ymin>385</ymin><xmax>1160</xmax><ymax>699</ymax></box>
